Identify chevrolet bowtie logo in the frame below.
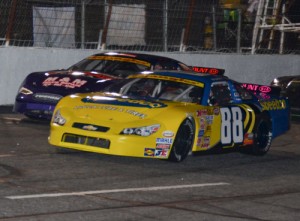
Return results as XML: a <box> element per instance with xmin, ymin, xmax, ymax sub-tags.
<box><xmin>82</xmin><ymin>125</ymin><xmax>98</xmax><ymax>131</ymax></box>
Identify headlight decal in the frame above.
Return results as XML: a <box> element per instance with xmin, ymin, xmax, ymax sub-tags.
<box><xmin>121</xmin><ymin>124</ymin><xmax>160</xmax><ymax>136</ymax></box>
<box><xmin>52</xmin><ymin>109</ymin><xmax>66</xmax><ymax>126</ymax></box>
<box><xmin>19</xmin><ymin>87</ymin><xmax>33</xmax><ymax>95</ymax></box>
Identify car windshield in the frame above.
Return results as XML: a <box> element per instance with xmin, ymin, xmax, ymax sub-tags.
<box><xmin>104</xmin><ymin>77</ymin><xmax>203</xmax><ymax>104</ymax></box>
<box><xmin>68</xmin><ymin>56</ymin><xmax>193</xmax><ymax>78</ymax></box>
<box><xmin>68</xmin><ymin>57</ymin><xmax>150</xmax><ymax>78</ymax></box>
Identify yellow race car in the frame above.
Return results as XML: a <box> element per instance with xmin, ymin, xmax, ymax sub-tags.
<box><xmin>49</xmin><ymin>70</ymin><xmax>290</xmax><ymax>162</ymax></box>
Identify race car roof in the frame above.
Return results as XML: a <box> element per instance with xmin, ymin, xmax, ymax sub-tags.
<box><xmin>86</xmin><ymin>52</ymin><xmax>226</xmax><ymax>76</ymax></box>
<box><xmin>91</xmin><ymin>51</ymin><xmax>187</xmax><ymax>64</ymax></box>
<box><xmin>132</xmin><ymin>70</ymin><xmax>227</xmax><ymax>85</ymax></box>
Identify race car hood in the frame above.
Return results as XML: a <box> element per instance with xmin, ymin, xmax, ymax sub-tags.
<box><xmin>23</xmin><ymin>71</ymin><xmax>116</xmax><ymax>95</ymax></box>
<box><xmin>47</xmin><ymin>69</ymin><xmax>117</xmax><ymax>80</ymax></box>
<box><xmin>59</xmin><ymin>92</ymin><xmax>190</xmax><ymax>123</ymax></box>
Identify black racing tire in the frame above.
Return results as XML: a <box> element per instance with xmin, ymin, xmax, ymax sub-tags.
<box><xmin>250</xmin><ymin>114</ymin><xmax>272</xmax><ymax>155</ymax></box>
<box><xmin>168</xmin><ymin>119</ymin><xmax>195</xmax><ymax>162</ymax></box>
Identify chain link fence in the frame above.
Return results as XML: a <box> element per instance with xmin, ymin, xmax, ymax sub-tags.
<box><xmin>1</xmin><ymin>0</ymin><xmax>299</xmax><ymax>54</ymax></box>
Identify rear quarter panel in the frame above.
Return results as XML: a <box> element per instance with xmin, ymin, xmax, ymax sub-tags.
<box><xmin>259</xmin><ymin>98</ymin><xmax>290</xmax><ymax>137</ymax></box>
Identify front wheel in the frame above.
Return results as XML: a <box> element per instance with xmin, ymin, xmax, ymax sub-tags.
<box><xmin>250</xmin><ymin>115</ymin><xmax>272</xmax><ymax>155</ymax></box>
<box><xmin>168</xmin><ymin>119</ymin><xmax>195</xmax><ymax>162</ymax></box>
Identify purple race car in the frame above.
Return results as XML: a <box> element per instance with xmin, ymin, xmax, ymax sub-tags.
<box><xmin>14</xmin><ymin>52</ymin><xmax>193</xmax><ymax>120</ymax></box>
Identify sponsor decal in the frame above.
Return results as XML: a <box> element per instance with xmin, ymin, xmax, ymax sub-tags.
<box><xmin>259</xmin><ymin>85</ymin><xmax>272</xmax><ymax>93</ymax></box>
<box><xmin>231</xmin><ymin>88</ymin><xmax>242</xmax><ymax>102</ymax></box>
<box><xmin>144</xmin><ymin>148</ymin><xmax>155</xmax><ymax>157</ymax></box>
<box><xmin>126</xmin><ymin>110</ymin><xmax>146</xmax><ymax>119</ymax></box>
<box><xmin>196</xmin><ymin>109</ymin><xmax>207</xmax><ymax>117</ymax></box>
<box><xmin>205</xmin><ymin>115</ymin><xmax>214</xmax><ymax>125</ymax></box>
<box><xmin>197</xmin><ymin>137</ymin><xmax>202</xmax><ymax>146</ymax></box>
<box><xmin>74</xmin><ymin>105</ymin><xmax>117</xmax><ymax>111</ymax></box>
<box><xmin>192</xmin><ymin>67</ymin><xmax>223</xmax><ymax>75</ymax></box>
<box><xmin>162</xmin><ymin>131</ymin><xmax>174</xmax><ymax>137</ymax></box>
<box><xmin>259</xmin><ymin>93</ymin><xmax>270</xmax><ymax>100</ymax></box>
<box><xmin>33</xmin><ymin>93</ymin><xmax>62</xmax><ymax>101</ymax></box>
<box><xmin>213</xmin><ymin>107</ymin><xmax>220</xmax><ymax>115</ymax></box>
<box><xmin>43</xmin><ymin>77</ymin><xmax>87</xmax><ymax>88</ymax></box>
<box><xmin>201</xmin><ymin>137</ymin><xmax>210</xmax><ymax>148</ymax></box>
<box><xmin>243</xmin><ymin>133</ymin><xmax>254</xmax><ymax>145</ymax></box>
<box><xmin>155</xmin><ymin>148</ymin><xmax>169</xmax><ymax>158</ymax></box>
<box><xmin>156</xmin><ymin>144</ymin><xmax>171</xmax><ymax>149</ymax></box>
<box><xmin>198</xmin><ymin>129</ymin><xmax>205</xmax><ymax>137</ymax></box>
<box><xmin>73</xmin><ymin>105</ymin><xmax>147</xmax><ymax>119</ymax></box>
<box><xmin>199</xmin><ymin>117</ymin><xmax>206</xmax><ymax>130</ymax></box>
<box><xmin>241</xmin><ymin>83</ymin><xmax>272</xmax><ymax>93</ymax></box>
<box><xmin>261</xmin><ymin>99</ymin><xmax>287</xmax><ymax>111</ymax></box>
<box><xmin>156</xmin><ymin>138</ymin><xmax>173</xmax><ymax>144</ymax></box>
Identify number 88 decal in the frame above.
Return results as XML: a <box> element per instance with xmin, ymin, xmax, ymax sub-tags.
<box><xmin>220</xmin><ymin>107</ymin><xmax>243</xmax><ymax>144</ymax></box>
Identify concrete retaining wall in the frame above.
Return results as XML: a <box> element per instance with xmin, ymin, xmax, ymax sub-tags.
<box><xmin>0</xmin><ymin>47</ymin><xmax>299</xmax><ymax>105</ymax></box>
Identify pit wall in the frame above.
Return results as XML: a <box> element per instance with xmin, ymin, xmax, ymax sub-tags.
<box><xmin>0</xmin><ymin>47</ymin><xmax>299</xmax><ymax>105</ymax></box>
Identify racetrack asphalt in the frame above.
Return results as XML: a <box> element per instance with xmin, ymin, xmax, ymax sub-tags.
<box><xmin>0</xmin><ymin>105</ymin><xmax>300</xmax><ymax>220</ymax></box>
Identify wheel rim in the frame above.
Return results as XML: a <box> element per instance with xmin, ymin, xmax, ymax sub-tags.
<box><xmin>172</xmin><ymin>120</ymin><xmax>194</xmax><ymax>161</ymax></box>
<box><xmin>256</xmin><ymin>121</ymin><xmax>271</xmax><ymax>150</ymax></box>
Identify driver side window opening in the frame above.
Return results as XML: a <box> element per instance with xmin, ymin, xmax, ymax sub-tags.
<box><xmin>208</xmin><ymin>82</ymin><xmax>232</xmax><ymax>106</ymax></box>
<box><xmin>151</xmin><ymin>60</ymin><xmax>182</xmax><ymax>71</ymax></box>
<box><xmin>120</xmin><ymin>78</ymin><xmax>203</xmax><ymax>104</ymax></box>
<box><xmin>234</xmin><ymin>83</ymin><xmax>255</xmax><ymax>100</ymax></box>
<box><xmin>69</xmin><ymin>58</ymin><xmax>149</xmax><ymax>77</ymax></box>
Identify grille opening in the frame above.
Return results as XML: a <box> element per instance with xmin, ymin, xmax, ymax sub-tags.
<box><xmin>63</xmin><ymin>133</ymin><xmax>110</xmax><ymax>149</ymax></box>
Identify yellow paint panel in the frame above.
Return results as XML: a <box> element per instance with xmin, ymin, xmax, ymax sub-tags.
<box><xmin>88</xmin><ymin>56</ymin><xmax>151</xmax><ymax>67</ymax></box>
<box><xmin>131</xmin><ymin>74</ymin><xmax>204</xmax><ymax>87</ymax></box>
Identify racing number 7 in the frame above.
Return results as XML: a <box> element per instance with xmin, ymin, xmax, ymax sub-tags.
<box><xmin>220</xmin><ymin>107</ymin><xmax>243</xmax><ymax>144</ymax></box>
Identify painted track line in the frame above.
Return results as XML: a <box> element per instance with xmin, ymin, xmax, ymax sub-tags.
<box><xmin>6</xmin><ymin>182</ymin><xmax>230</xmax><ymax>200</ymax></box>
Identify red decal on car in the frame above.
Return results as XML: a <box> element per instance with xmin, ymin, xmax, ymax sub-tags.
<box><xmin>43</xmin><ymin>77</ymin><xmax>87</xmax><ymax>88</ymax></box>
<box><xmin>259</xmin><ymin>86</ymin><xmax>271</xmax><ymax>93</ymax></box>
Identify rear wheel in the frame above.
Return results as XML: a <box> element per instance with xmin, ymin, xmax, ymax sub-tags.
<box><xmin>168</xmin><ymin>119</ymin><xmax>195</xmax><ymax>162</ymax></box>
<box><xmin>251</xmin><ymin>115</ymin><xmax>272</xmax><ymax>155</ymax></box>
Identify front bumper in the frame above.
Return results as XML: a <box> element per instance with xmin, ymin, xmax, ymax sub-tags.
<box><xmin>14</xmin><ymin>101</ymin><xmax>56</xmax><ymax>120</ymax></box>
<box><xmin>49</xmin><ymin>123</ymin><xmax>172</xmax><ymax>160</ymax></box>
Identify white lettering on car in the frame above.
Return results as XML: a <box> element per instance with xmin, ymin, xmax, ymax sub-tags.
<box><xmin>220</xmin><ymin>107</ymin><xmax>243</xmax><ymax>144</ymax></box>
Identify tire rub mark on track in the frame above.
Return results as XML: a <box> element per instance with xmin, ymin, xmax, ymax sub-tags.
<box><xmin>2</xmin><ymin>190</ymin><xmax>299</xmax><ymax>221</ymax></box>
<box><xmin>0</xmin><ymin>163</ymin><xmax>22</xmax><ymax>184</ymax></box>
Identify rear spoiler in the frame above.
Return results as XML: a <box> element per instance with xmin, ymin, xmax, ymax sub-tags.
<box><xmin>191</xmin><ymin>66</ymin><xmax>225</xmax><ymax>75</ymax></box>
<box><xmin>240</xmin><ymin>83</ymin><xmax>281</xmax><ymax>99</ymax></box>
